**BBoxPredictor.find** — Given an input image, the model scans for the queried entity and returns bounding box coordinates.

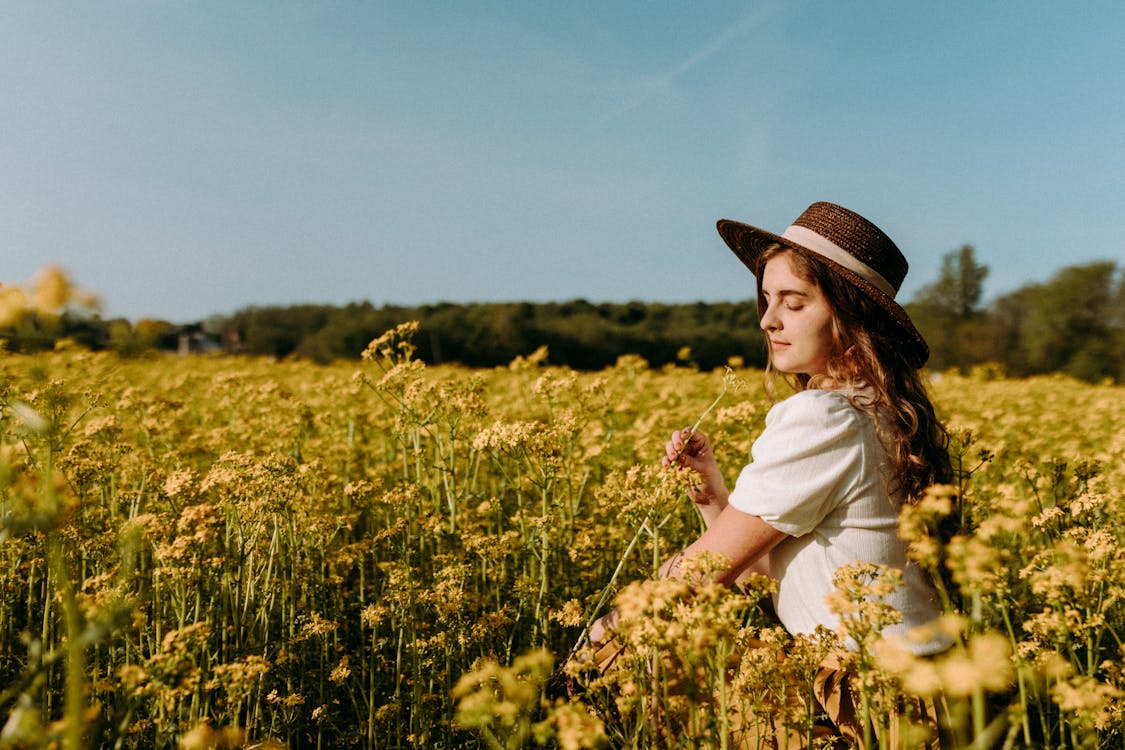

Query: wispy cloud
[589,8,772,129]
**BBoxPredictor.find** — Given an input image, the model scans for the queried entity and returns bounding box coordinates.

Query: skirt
[579,636,945,749]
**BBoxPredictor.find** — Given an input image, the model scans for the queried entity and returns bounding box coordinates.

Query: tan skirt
[748,649,944,750]
[582,638,945,749]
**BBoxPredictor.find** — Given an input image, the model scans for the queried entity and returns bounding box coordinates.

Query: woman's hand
[588,609,619,647]
[663,428,730,512]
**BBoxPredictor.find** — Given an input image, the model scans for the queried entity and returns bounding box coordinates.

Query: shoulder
[752,390,867,461]
[733,389,872,528]
[765,389,862,432]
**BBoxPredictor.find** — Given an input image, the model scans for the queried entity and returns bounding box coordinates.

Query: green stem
[567,372,734,657]
[998,604,1032,746]
[47,535,86,750]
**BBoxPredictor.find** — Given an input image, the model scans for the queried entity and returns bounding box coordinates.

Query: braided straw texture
[716,202,930,367]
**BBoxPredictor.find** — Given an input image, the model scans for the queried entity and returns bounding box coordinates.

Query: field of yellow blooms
[2,322,1125,749]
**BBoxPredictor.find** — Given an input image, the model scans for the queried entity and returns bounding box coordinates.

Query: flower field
[2,323,1124,749]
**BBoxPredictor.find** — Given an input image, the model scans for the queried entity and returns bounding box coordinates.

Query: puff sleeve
[726,390,865,537]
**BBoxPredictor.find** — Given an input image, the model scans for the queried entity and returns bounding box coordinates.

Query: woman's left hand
[588,609,619,647]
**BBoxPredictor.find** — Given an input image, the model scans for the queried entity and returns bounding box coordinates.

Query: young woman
[590,201,952,744]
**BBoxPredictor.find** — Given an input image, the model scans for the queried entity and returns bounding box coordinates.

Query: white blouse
[727,389,947,655]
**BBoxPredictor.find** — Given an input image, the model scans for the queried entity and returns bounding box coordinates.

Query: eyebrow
[762,289,811,299]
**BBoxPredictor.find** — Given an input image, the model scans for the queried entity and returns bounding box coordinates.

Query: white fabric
[727,389,947,655]
[781,225,898,299]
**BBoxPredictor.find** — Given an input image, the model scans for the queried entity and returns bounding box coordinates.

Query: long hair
[756,245,951,501]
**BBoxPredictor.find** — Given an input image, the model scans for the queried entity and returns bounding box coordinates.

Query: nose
[759,302,779,332]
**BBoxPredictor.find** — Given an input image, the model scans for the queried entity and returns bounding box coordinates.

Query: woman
[590,201,952,744]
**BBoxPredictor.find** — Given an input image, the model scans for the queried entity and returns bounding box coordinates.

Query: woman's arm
[589,431,784,646]
[589,507,784,645]
[663,427,783,581]
[660,505,786,585]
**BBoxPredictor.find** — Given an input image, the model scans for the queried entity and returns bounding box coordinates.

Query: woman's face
[759,253,835,377]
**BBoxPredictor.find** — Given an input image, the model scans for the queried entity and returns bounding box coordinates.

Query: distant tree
[107,319,147,357]
[197,271,1125,379]
[1115,273,1125,380]
[975,286,1037,373]
[231,305,334,358]
[1,310,61,352]
[907,245,989,371]
[293,328,339,363]
[915,244,989,318]
[202,314,227,336]
[1016,261,1118,379]
[59,311,111,350]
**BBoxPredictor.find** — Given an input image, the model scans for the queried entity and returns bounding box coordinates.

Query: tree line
[3,252,1124,382]
[906,248,1124,382]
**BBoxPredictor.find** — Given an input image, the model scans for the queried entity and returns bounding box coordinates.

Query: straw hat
[716,201,929,368]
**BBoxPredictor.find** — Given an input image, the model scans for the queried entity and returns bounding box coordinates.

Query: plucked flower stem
[566,370,736,659]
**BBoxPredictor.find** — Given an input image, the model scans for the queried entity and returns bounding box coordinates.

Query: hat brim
[716,218,930,368]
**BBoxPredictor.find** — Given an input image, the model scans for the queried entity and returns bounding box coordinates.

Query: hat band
[781,225,897,299]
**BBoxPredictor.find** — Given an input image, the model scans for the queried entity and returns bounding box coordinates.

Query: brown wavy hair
[756,245,951,501]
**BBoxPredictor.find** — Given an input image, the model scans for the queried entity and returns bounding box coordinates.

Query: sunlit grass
[0,335,1123,748]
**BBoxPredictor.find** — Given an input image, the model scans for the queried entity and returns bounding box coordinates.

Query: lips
[770,340,790,350]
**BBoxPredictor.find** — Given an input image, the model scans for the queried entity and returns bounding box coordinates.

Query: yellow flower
[550,599,585,628]
[540,699,608,750]
[329,656,352,685]
[0,285,29,326]
[452,649,553,733]
[1051,675,1124,730]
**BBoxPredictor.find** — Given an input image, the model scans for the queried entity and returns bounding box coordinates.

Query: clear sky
[3,1,1124,323]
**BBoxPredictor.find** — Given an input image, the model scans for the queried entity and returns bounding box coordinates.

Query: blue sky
[2,1,1123,323]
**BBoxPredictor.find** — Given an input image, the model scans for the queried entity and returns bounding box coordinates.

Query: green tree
[976,286,1037,373]
[1016,261,1118,380]
[1115,273,1125,380]
[907,245,989,371]
[915,244,989,318]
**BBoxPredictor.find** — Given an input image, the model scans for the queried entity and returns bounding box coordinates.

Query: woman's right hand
[663,428,729,509]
